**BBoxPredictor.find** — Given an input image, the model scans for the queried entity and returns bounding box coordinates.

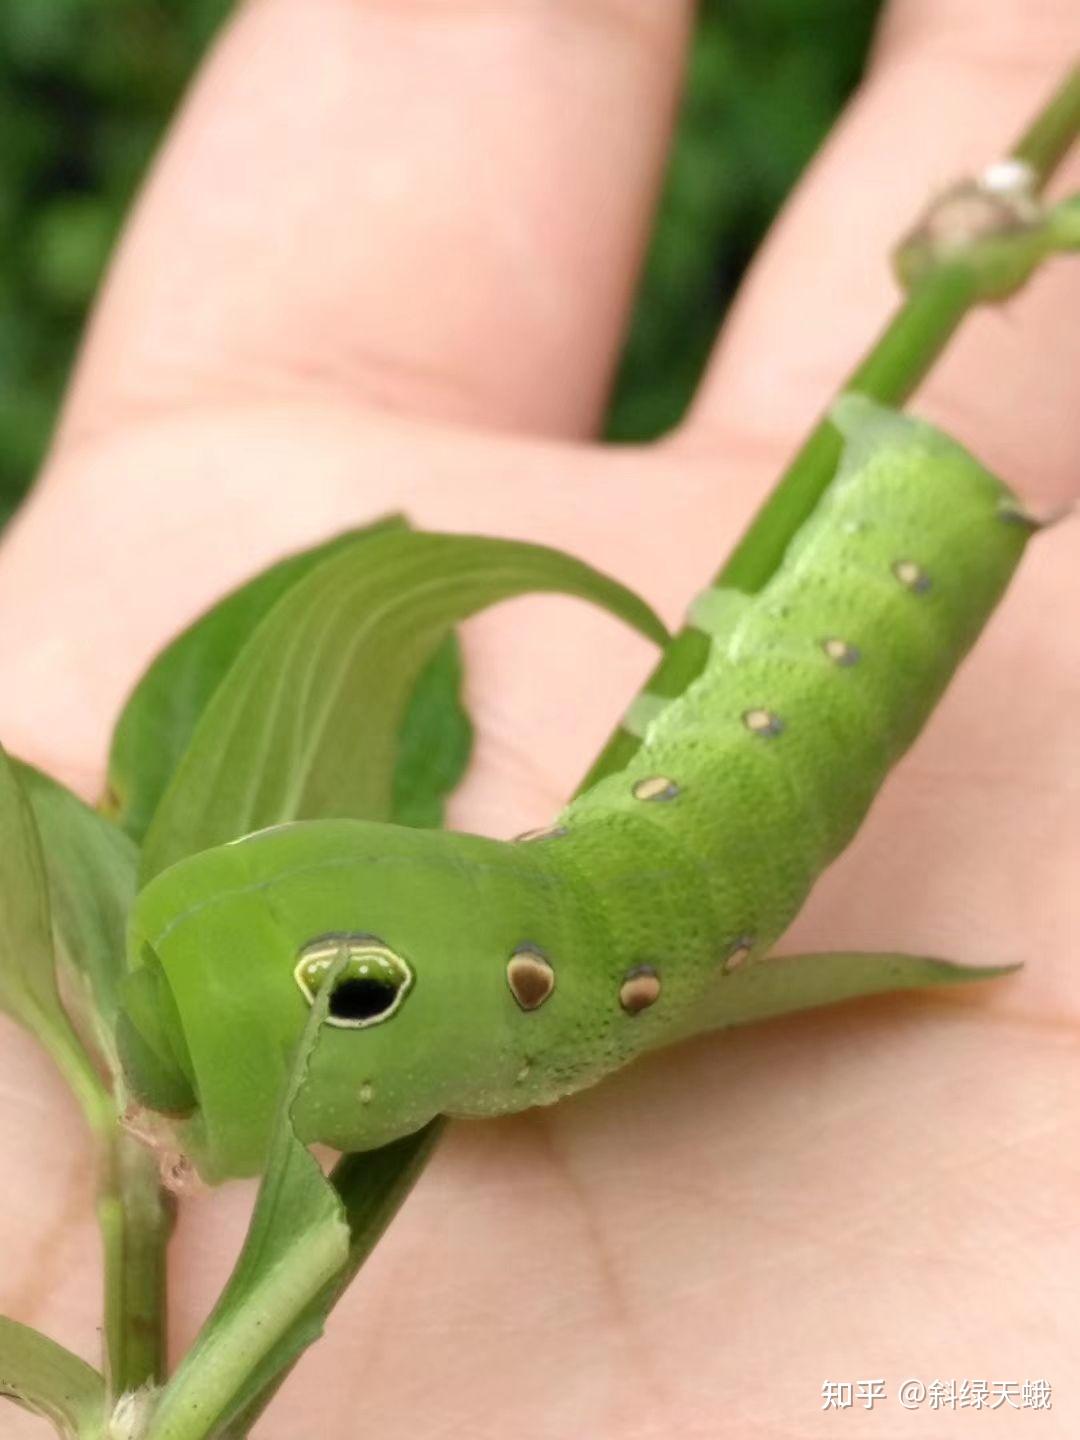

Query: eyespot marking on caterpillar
[359,1082,374,1105]
[822,637,861,667]
[619,965,662,1014]
[743,709,784,737]
[507,947,555,1011]
[294,934,414,1029]
[632,776,681,802]
[513,824,569,843]
[892,559,932,593]
[722,937,755,973]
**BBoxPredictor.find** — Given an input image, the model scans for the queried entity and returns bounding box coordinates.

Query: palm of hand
[0,4,1077,1435]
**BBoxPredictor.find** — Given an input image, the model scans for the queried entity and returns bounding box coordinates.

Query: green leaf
[0,1315,106,1439]
[392,636,471,829]
[217,1124,443,1438]
[141,529,667,881]
[0,743,107,1120]
[714,950,1020,1030]
[139,954,355,1440]
[14,761,137,1071]
[105,518,471,840]
[105,519,405,841]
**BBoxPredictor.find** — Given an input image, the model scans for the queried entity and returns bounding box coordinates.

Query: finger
[682,1,1080,505]
[58,0,693,450]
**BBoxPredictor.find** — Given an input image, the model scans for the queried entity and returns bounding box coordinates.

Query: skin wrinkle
[521,1110,673,1425]
[907,994,1080,1043]
[835,1125,1057,1250]
[58,293,529,457]
[93,347,510,445]
[705,1125,1039,1293]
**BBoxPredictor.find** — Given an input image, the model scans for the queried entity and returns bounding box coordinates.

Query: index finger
[57,0,694,450]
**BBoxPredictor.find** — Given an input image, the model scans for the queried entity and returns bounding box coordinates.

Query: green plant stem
[218,1124,444,1440]
[98,1125,174,1400]
[717,264,978,593]
[141,1219,346,1440]
[1049,193,1080,248]
[37,1025,172,1402]
[1012,62,1080,183]
[139,1129,440,1440]
[578,67,1080,792]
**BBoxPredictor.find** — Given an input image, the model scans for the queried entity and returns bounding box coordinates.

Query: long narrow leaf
[141,529,666,880]
[106,518,470,842]
[0,1316,106,1440]
[15,761,137,1071]
[0,744,107,1118]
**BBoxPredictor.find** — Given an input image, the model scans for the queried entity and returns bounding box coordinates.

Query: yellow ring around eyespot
[293,934,414,1030]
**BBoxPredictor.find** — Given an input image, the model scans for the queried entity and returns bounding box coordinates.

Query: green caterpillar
[118,397,1039,1181]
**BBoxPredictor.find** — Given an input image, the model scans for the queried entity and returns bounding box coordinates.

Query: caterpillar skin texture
[120,398,1033,1181]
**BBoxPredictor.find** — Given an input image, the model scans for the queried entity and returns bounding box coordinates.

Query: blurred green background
[0,0,881,523]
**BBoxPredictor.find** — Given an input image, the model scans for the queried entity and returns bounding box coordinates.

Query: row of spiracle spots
[506,558,937,1021]
[505,932,756,1021]
[513,549,936,844]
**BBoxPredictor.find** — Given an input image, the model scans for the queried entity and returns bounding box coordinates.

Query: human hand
[0,3,1077,1434]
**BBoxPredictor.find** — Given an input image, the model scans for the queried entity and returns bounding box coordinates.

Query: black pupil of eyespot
[329,976,398,1022]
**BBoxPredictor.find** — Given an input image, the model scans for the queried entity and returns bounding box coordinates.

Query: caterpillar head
[117,818,579,1181]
